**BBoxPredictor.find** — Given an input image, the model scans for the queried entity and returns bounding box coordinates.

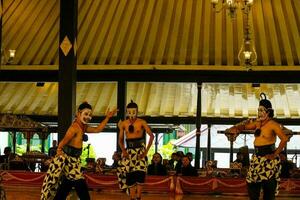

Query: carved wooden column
[58,0,78,142]
[195,82,202,169]
[225,132,238,163]
[38,131,50,153]
[23,132,34,152]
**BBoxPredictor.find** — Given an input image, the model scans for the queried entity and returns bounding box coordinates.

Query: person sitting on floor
[177,155,197,176]
[0,147,14,170]
[167,152,178,171]
[279,151,294,178]
[148,152,167,176]
[110,151,122,169]
[48,140,58,158]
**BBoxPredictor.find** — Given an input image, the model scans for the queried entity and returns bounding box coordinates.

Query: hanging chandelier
[1,49,16,65]
[211,0,254,18]
[237,6,257,70]
[211,0,257,70]
[0,0,16,67]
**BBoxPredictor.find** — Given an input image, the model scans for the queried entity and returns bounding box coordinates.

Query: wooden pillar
[39,132,49,153]
[0,0,3,68]
[12,131,16,154]
[58,0,78,141]
[117,80,126,152]
[225,132,238,163]
[230,141,234,162]
[154,133,159,153]
[195,82,202,169]
[41,137,45,153]
[24,132,33,152]
[207,124,211,161]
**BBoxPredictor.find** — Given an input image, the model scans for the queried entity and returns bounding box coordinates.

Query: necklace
[254,118,270,137]
[128,119,136,133]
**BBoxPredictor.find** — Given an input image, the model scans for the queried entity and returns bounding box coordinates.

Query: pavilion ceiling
[0,0,299,69]
[0,82,299,120]
[0,0,300,122]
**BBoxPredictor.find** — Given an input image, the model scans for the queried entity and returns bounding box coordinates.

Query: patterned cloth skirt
[40,155,84,200]
[246,154,281,194]
[116,145,147,193]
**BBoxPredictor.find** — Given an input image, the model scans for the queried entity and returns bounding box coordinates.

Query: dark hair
[4,146,11,154]
[259,93,274,118]
[152,152,163,163]
[78,101,92,111]
[182,155,190,161]
[126,100,138,109]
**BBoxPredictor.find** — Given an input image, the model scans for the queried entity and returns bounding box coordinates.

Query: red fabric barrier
[1,170,300,196]
[143,175,175,193]
[0,171,45,187]
[176,177,215,194]
[85,174,174,193]
[176,176,300,196]
[279,178,300,195]
[0,171,174,193]
[84,173,119,191]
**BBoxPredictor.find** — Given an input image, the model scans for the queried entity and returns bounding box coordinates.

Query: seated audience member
[43,140,58,171]
[148,153,167,176]
[186,152,194,166]
[175,151,184,172]
[162,158,173,173]
[230,153,243,177]
[0,147,10,162]
[168,152,178,170]
[0,147,14,163]
[177,155,197,176]
[0,147,15,170]
[279,151,294,178]
[234,152,243,166]
[111,151,121,169]
[233,151,250,177]
[48,140,58,158]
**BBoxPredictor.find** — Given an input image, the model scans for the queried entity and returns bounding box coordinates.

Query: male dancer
[118,100,154,200]
[41,102,117,200]
[226,93,288,200]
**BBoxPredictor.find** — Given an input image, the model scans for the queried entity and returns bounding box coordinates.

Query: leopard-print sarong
[40,154,84,200]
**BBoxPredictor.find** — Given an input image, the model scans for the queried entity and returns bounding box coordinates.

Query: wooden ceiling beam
[1,69,300,83]
[28,115,300,126]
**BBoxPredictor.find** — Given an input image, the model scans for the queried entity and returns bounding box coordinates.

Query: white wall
[86,132,117,165]
[0,132,9,155]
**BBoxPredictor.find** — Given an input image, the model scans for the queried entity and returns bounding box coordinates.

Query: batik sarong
[246,154,281,194]
[116,144,147,193]
[40,154,83,200]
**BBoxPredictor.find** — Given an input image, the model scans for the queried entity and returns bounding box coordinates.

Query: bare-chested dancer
[226,93,288,200]
[41,102,117,200]
[118,100,154,200]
